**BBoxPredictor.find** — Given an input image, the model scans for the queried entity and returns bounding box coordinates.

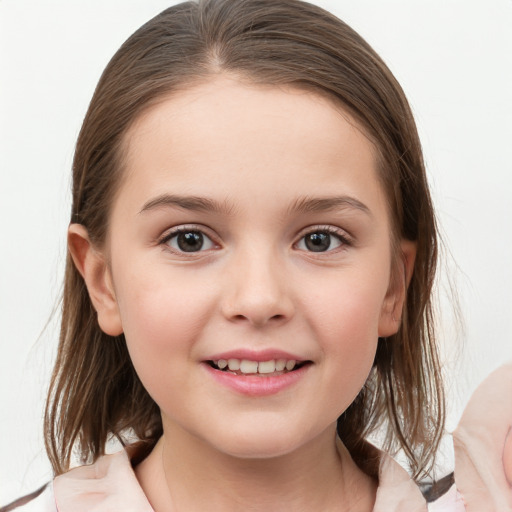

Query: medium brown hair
[45,0,444,480]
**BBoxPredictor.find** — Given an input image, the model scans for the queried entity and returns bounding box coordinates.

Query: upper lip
[205,349,307,362]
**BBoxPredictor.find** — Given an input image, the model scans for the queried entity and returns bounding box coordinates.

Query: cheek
[114,276,219,417]
[113,268,216,373]
[300,267,389,406]
[304,265,389,338]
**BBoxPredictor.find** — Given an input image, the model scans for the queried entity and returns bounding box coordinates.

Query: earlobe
[378,239,417,337]
[68,224,123,336]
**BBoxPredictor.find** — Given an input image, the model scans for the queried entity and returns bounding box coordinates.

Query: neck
[135,423,376,512]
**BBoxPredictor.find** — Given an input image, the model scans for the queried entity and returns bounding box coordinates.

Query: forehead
[117,76,386,220]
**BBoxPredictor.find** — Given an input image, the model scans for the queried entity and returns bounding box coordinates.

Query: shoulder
[2,449,153,512]
[0,484,56,512]
[374,451,466,511]
[373,449,428,511]
[427,482,465,512]
[395,361,512,512]
[52,448,154,512]
[373,362,512,511]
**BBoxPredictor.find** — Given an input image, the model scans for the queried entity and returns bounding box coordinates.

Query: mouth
[206,358,311,376]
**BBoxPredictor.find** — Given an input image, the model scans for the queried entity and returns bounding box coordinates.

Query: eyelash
[294,225,353,253]
[158,226,218,254]
[158,225,352,255]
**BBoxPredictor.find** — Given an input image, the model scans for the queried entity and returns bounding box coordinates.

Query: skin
[69,76,416,512]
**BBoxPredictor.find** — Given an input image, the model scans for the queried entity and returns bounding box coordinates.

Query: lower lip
[203,363,310,396]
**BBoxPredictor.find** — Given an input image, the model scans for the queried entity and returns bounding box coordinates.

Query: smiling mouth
[207,358,310,376]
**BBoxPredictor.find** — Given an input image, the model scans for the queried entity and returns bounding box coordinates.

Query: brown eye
[166,230,214,253]
[305,232,331,252]
[177,231,204,252]
[296,230,344,253]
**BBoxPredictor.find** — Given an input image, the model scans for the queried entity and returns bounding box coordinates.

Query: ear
[68,224,123,336]
[378,239,417,338]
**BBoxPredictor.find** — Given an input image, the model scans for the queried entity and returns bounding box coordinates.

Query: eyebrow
[288,195,372,217]
[139,193,371,218]
[139,194,235,215]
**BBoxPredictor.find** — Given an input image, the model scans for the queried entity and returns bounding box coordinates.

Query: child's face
[84,76,408,458]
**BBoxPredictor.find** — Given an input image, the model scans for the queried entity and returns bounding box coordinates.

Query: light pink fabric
[428,485,465,512]
[51,445,428,512]
[373,451,427,511]
[453,363,512,512]
[53,448,154,512]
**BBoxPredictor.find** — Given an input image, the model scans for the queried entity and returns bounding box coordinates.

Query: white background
[1,0,511,503]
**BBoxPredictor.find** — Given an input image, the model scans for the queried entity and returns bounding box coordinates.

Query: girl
[1,1,510,511]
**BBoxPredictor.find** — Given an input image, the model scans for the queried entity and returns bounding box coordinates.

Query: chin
[205,422,319,461]
[217,439,300,460]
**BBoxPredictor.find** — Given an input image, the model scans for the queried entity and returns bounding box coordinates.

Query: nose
[220,248,295,327]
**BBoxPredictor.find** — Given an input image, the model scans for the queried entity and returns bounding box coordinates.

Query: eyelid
[158,224,220,253]
[294,225,353,251]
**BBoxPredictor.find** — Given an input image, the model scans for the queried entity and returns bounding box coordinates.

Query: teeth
[213,358,301,374]
[275,359,286,371]
[258,360,276,374]
[285,360,296,371]
[228,359,240,371]
[239,360,259,374]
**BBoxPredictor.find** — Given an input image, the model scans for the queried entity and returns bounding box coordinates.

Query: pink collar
[53,444,430,512]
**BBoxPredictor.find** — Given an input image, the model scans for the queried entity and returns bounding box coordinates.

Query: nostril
[229,313,288,325]
[221,290,295,326]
